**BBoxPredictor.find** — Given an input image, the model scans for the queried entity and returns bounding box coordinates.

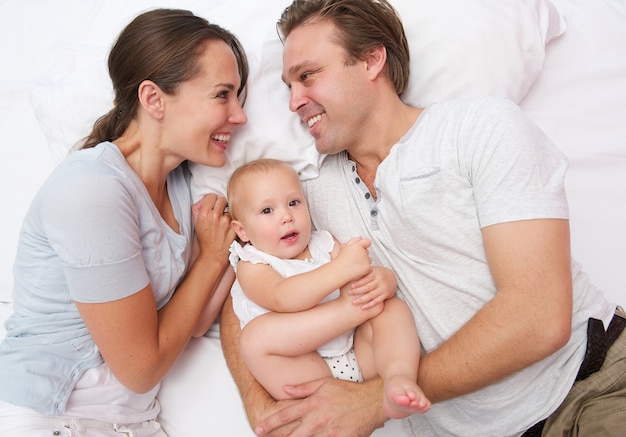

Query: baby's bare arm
[238,238,373,312]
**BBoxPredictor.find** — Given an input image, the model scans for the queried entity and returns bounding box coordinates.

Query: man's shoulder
[425,96,519,117]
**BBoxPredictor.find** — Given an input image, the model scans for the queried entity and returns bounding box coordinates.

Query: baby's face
[233,167,312,260]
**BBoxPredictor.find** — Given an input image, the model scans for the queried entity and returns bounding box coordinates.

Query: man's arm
[223,219,572,434]
[417,218,573,402]
[220,295,285,428]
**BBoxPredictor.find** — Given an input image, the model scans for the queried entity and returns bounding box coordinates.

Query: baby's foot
[383,375,431,419]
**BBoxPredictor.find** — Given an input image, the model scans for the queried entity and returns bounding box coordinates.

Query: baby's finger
[341,236,363,247]
[360,296,386,310]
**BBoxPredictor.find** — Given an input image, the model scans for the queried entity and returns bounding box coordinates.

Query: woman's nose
[230,100,247,125]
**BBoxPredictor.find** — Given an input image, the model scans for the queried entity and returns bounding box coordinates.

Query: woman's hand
[192,193,236,260]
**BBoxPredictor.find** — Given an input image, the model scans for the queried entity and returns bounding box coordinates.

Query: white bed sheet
[520,0,626,299]
[0,0,625,436]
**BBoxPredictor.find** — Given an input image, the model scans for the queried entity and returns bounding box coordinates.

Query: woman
[0,8,247,436]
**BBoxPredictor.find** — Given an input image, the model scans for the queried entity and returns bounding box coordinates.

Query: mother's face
[162,40,248,168]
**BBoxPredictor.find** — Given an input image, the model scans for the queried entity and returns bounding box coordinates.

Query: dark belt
[521,309,626,437]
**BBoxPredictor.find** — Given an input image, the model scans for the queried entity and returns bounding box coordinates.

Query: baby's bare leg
[354,297,431,418]
[243,346,332,400]
[240,295,382,400]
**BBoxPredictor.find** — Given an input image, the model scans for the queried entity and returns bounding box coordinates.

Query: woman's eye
[216,88,232,99]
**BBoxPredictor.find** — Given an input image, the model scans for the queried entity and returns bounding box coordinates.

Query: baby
[227,158,430,419]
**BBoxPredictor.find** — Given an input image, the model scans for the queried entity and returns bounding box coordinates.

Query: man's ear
[231,220,250,242]
[364,44,387,80]
[138,80,165,120]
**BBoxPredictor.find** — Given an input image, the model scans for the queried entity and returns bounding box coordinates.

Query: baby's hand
[334,237,372,281]
[350,266,397,309]
[338,281,384,325]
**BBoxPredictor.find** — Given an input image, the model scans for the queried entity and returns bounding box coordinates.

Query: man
[220,1,625,435]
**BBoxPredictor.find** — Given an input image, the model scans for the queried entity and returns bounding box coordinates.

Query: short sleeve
[40,159,149,303]
[460,98,570,227]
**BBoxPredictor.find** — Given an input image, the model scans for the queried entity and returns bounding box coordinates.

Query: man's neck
[347,103,423,198]
[349,103,422,169]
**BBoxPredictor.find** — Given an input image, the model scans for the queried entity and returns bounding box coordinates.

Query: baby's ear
[231,220,249,242]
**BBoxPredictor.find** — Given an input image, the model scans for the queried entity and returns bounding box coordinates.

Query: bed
[0,0,624,435]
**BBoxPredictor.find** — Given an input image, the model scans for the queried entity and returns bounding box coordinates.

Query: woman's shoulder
[60,142,130,180]
[42,143,141,212]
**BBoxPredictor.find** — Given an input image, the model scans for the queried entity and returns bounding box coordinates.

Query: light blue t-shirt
[0,142,193,415]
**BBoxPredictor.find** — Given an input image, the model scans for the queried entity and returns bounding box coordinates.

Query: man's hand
[254,377,387,437]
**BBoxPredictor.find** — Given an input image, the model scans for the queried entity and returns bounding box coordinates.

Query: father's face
[281,20,371,156]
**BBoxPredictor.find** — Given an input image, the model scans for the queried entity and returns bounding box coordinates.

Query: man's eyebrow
[282,61,312,84]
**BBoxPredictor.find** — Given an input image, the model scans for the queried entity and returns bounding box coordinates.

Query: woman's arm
[191,264,236,337]
[76,194,235,393]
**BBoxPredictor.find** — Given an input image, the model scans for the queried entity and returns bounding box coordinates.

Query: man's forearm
[220,294,275,425]
[417,291,570,403]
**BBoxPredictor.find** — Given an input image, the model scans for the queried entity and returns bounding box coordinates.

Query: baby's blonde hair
[227,158,298,220]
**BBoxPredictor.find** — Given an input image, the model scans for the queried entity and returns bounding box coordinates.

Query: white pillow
[399,0,566,106]
[28,0,565,201]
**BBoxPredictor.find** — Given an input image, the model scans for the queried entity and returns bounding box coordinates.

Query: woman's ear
[231,220,249,242]
[138,80,165,120]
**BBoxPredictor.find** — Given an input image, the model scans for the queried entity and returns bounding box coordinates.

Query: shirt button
[365,192,371,200]
[370,209,378,217]
[352,165,356,172]
[355,177,361,184]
